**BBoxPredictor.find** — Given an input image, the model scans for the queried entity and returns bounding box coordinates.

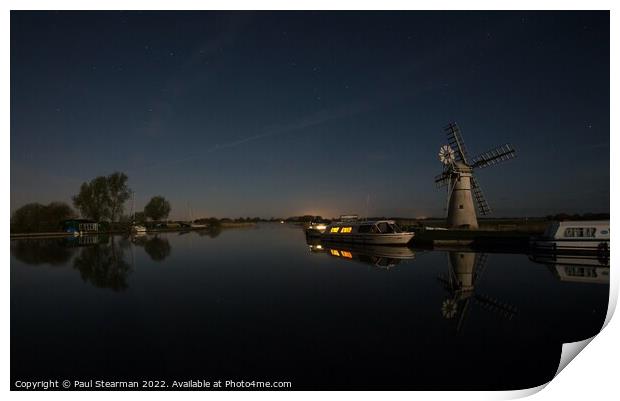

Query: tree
[72,176,111,221]
[11,203,45,233]
[132,211,147,224]
[144,196,171,221]
[107,172,131,222]
[45,202,76,226]
[72,173,132,222]
[11,202,76,233]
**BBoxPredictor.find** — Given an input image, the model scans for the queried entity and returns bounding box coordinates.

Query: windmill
[435,122,516,229]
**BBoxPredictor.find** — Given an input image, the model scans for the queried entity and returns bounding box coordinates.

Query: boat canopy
[326,220,404,234]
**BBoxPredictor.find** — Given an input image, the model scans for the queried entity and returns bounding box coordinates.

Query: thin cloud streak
[128,99,374,173]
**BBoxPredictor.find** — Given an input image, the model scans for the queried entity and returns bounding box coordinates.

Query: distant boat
[129,191,147,234]
[131,224,147,234]
[186,203,207,229]
[305,222,328,238]
[61,219,99,236]
[532,220,609,254]
[321,219,414,245]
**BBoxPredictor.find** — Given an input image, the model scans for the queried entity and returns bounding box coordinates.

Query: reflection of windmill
[438,252,517,332]
[435,123,516,229]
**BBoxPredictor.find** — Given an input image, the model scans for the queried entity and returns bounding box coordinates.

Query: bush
[11,202,76,233]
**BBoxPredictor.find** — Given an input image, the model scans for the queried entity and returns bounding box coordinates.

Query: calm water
[11,224,609,390]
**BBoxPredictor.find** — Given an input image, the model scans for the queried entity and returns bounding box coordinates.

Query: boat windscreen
[377,222,393,233]
[390,223,402,233]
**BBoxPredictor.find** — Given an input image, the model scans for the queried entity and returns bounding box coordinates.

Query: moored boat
[321,219,414,245]
[131,224,147,234]
[531,220,609,254]
[305,222,328,238]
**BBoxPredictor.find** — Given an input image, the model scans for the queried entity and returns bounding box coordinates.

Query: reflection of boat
[65,234,101,246]
[321,219,414,245]
[529,254,610,284]
[307,238,415,270]
[532,220,609,254]
[308,243,325,253]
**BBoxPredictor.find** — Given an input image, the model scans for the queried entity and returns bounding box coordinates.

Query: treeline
[544,213,610,221]
[194,216,327,224]
[284,215,326,223]
[11,172,173,233]
[10,202,77,233]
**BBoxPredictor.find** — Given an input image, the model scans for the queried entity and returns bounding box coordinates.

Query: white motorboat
[321,219,414,245]
[131,224,147,234]
[305,222,328,238]
[532,220,609,254]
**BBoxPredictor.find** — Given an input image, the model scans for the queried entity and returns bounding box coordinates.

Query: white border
[4,1,617,400]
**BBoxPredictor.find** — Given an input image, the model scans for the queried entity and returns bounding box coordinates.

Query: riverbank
[9,222,257,240]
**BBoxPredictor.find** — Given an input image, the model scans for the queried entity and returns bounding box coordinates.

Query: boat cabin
[61,219,99,234]
[326,220,404,234]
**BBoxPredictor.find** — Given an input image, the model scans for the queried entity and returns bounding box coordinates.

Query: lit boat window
[341,227,352,233]
[341,251,352,258]
[330,249,340,256]
[330,227,340,233]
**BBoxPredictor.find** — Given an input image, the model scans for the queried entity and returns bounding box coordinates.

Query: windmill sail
[473,293,518,320]
[470,144,516,169]
[444,122,470,164]
[473,253,488,283]
[470,175,491,215]
[434,171,451,188]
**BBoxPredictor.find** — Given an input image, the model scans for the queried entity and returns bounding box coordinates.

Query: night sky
[10,11,609,219]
